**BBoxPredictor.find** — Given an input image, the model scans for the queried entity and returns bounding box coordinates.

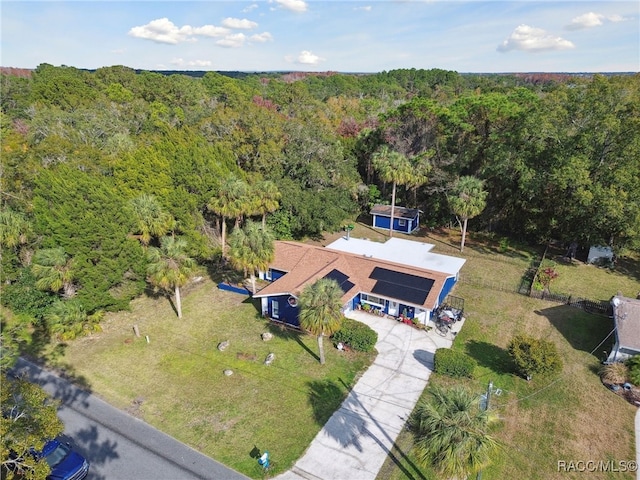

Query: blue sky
[1,1,638,73]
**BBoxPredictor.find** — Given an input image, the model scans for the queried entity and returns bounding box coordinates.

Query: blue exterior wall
[351,294,362,310]
[438,276,457,305]
[267,294,300,328]
[398,304,415,319]
[270,269,286,281]
[373,215,391,230]
[218,283,250,295]
[372,214,419,234]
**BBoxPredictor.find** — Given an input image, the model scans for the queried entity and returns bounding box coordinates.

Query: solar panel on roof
[369,267,434,305]
[324,269,348,285]
[370,267,434,289]
[323,269,355,294]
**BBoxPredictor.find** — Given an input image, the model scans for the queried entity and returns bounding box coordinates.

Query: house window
[361,293,384,307]
[271,300,279,318]
[265,269,272,281]
[398,219,407,227]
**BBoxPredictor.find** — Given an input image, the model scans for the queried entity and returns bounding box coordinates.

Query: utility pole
[477,381,493,480]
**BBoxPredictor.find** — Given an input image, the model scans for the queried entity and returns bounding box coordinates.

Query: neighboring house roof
[254,239,460,311]
[370,204,420,219]
[612,295,640,352]
[326,237,466,276]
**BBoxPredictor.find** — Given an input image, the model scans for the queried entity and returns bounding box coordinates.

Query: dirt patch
[236,352,257,361]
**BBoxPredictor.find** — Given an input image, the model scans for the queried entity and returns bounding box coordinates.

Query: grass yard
[27,224,639,480]
[545,244,640,301]
[41,277,375,479]
[377,228,638,480]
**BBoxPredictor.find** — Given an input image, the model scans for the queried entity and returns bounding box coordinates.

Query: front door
[388,301,398,316]
[271,300,279,319]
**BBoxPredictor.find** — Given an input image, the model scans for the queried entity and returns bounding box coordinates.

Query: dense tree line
[1,65,639,339]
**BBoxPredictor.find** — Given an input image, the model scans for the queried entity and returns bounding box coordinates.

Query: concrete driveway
[275,311,462,480]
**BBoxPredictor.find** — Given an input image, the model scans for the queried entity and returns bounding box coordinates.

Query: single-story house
[608,294,640,362]
[254,237,465,329]
[370,204,421,234]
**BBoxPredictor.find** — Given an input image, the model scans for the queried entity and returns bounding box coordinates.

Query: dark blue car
[36,439,89,480]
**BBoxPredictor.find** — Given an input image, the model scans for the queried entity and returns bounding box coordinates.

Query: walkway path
[275,312,462,480]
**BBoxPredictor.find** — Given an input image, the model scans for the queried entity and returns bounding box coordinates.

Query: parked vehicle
[35,438,89,480]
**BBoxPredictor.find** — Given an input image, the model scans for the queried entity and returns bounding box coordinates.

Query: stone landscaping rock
[224,369,233,376]
[218,340,230,351]
[264,353,275,365]
[261,332,273,341]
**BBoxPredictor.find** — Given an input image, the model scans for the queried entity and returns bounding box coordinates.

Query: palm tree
[0,209,31,249]
[31,247,76,298]
[409,385,500,479]
[45,299,103,341]
[372,146,415,237]
[298,278,344,365]
[228,220,275,294]
[447,176,488,252]
[407,155,432,206]
[129,194,176,247]
[0,208,32,265]
[207,177,251,258]
[252,180,281,228]
[146,236,196,319]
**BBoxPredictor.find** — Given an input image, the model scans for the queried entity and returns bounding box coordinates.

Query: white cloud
[111,48,126,55]
[354,6,372,12]
[250,32,273,43]
[565,12,631,30]
[128,18,228,44]
[566,12,604,30]
[272,0,308,13]
[497,25,575,53]
[216,33,247,48]
[294,50,324,65]
[189,25,230,38]
[243,4,259,13]
[170,58,213,67]
[222,18,258,30]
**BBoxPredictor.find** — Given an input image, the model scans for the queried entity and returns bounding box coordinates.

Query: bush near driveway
[332,317,378,352]
[434,348,476,378]
[507,335,562,380]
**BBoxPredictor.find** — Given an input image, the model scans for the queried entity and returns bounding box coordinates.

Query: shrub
[332,318,378,352]
[508,335,562,379]
[625,356,640,385]
[434,348,476,378]
[600,362,629,385]
[533,259,559,292]
[1,268,56,318]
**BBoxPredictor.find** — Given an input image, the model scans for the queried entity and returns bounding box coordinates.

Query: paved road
[12,358,249,480]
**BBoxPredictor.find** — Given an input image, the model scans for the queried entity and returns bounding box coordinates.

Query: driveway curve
[275,311,461,480]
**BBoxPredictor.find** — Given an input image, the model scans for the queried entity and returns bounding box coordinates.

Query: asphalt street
[12,357,249,480]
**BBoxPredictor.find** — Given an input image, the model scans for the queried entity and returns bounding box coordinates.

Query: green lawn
[43,278,374,478]
[32,226,639,480]
[377,229,638,480]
